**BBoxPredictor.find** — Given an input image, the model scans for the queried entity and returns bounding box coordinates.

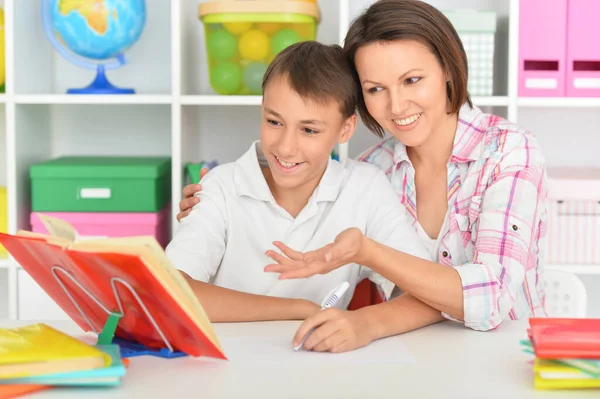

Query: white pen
[294,281,350,352]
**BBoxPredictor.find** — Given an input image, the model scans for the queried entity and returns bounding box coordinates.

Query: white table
[1,319,597,398]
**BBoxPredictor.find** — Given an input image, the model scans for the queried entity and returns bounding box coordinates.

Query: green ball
[207,29,237,60]
[271,28,302,55]
[210,61,242,95]
[243,62,267,94]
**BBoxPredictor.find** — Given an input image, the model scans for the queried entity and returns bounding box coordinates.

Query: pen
[294,281,350,352]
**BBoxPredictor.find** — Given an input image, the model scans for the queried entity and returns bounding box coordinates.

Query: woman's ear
[338,114,358,144]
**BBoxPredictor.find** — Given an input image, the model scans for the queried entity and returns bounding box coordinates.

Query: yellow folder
[0,323,111,379]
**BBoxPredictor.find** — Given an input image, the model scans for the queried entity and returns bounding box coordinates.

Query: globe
[42,0,146,94]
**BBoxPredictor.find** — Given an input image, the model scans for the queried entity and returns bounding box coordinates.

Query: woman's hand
[177,170,208,222]
[264,227,366,279]
[293,308,375,353]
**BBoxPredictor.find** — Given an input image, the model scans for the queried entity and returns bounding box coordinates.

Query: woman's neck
[261,167,322,218]
[407,112,459,170]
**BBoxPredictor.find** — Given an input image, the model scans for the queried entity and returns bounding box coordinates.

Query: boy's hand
[177,169,209,222]
[264,228,366,279]
[292,308,375,353]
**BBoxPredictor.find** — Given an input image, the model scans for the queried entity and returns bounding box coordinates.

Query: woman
[178,0,548,351]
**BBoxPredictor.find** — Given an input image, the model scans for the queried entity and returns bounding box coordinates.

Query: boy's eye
[267,119,282,127]
[367,86,383,94]
[303,127,318,135]
[405,77,421,85]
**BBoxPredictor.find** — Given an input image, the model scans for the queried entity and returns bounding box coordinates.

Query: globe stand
[67,65,134,95]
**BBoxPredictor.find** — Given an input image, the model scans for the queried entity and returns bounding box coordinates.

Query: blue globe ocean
[50,0,146,60]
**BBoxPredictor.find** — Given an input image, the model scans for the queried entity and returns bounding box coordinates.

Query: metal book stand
[50,264,187,358]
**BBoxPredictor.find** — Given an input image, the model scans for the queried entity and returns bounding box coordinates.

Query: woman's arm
[267,150,547,331]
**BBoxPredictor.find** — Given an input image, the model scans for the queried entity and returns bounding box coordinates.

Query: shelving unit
[0,0,599,320]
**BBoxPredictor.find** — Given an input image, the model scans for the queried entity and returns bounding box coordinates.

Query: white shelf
[472,96,510,107]
[0,259,9,269]
[181,95,262,106]
[14,95,173,105]
[518,97,600,108]
[546,264,600,275]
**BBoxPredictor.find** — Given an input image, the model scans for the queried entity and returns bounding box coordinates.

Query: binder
[566,0,600,97]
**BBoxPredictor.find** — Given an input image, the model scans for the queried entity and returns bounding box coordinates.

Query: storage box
[0,186,7,258]
[30,205,171,248]
[30,156,171,213]
[566,0,600,97]
[444,9,496,96]
[545,167,600,265]
[518,0,568,97]
[198,0,320,95]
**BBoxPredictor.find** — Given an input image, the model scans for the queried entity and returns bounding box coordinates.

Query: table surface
[1,319,597,399]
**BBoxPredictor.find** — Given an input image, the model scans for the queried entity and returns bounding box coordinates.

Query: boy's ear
[338,113,357,144]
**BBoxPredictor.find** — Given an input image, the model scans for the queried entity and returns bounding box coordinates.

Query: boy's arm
[180,273,319,322]
[167,174,319,322]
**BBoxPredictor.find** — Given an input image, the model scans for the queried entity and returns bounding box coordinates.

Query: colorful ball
[239,29,270,61]
[210,61,242,95]
[243,62,268,94]
[223,21,252,35]
[271,28,302,55]
[207,29,237,60]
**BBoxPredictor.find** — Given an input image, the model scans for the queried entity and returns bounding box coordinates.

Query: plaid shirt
[357,104,548,331]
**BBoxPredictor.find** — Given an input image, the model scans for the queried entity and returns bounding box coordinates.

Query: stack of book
[521,318,600,389]
[0,323,128,392]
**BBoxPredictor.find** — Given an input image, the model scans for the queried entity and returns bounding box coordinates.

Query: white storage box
[545,167,600,265]
[444,9,497,96]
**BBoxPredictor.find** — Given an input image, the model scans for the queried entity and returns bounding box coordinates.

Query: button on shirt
[357,104,548,331]
[166,142,431,310]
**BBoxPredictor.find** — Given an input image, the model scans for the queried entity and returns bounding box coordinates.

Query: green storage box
[30,156,171,212]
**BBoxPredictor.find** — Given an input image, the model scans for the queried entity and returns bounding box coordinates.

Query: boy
[166,41,430,323]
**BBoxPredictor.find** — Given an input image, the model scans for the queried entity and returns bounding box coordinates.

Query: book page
[35,214,77,243]
[69,236,221,351]
[15,230,71,248]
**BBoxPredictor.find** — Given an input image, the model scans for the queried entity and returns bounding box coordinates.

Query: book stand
[50,265,187,359]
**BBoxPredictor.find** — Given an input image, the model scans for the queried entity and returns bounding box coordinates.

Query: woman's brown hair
[344,0,473,137]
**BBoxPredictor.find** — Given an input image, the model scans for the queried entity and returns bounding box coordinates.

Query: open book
[0,214,226,360]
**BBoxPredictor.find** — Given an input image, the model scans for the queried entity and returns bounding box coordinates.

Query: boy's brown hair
[262,41,357,119]
[343,0,473,137]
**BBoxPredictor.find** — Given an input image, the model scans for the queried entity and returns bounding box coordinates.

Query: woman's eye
[303,128,318,135]
[367,86,383,94]
[267,119,282,127]
[405,77,421,85]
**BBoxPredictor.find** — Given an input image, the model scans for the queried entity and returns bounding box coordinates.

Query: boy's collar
[234,141,345,204]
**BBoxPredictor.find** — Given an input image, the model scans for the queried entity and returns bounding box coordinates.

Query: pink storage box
[30,205,171,248]
[545,168,600,265]
[518,0,568,97]
[566,0,600,97]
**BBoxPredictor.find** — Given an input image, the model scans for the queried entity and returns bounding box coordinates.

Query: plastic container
[0,187,7,258]
[198,0,320,95]
[29,156,171,213]
[444,9,496,96]
[30,205,171,248]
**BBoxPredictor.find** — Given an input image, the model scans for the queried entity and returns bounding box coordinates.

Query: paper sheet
[217,335,415,367]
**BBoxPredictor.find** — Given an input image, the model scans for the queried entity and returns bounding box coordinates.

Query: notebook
[528,317,600,359]
[0,324,111,379]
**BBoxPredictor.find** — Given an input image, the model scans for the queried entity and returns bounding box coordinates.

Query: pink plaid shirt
[357,104,548,331]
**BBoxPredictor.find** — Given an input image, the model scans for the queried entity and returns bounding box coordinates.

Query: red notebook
[0,215,226,360]
[528,317,600,359]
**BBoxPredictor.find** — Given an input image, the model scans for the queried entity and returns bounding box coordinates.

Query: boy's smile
[259,74,355,216]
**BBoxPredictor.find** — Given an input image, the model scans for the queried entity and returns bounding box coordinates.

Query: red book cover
[0,232,226,360]
[528,317,600,359]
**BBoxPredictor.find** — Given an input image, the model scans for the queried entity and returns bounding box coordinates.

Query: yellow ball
[223,22,252,35]
[256,23,282,35]
[239,29,270,62]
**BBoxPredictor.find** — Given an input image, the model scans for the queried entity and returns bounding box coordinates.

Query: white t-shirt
[166,141,431,310]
